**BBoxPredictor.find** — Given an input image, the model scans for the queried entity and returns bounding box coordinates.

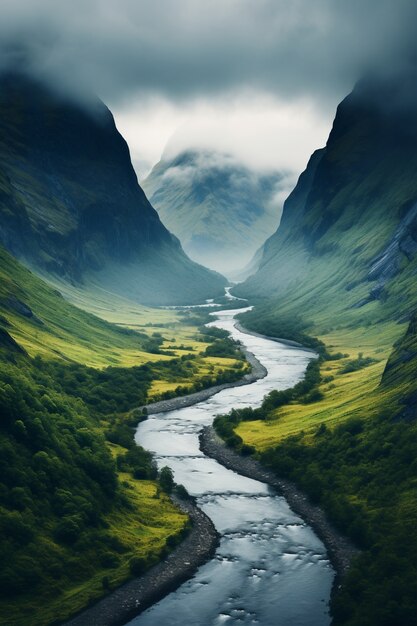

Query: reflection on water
[129,308,333,626]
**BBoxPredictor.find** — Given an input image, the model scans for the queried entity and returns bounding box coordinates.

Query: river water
[129,306,334,626]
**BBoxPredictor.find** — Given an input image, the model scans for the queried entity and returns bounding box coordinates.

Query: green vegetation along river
[129,305,334,626]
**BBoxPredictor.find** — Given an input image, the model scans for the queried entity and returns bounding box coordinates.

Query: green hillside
[226,76,417,626]
[0,246,245,626]
[236,83,417,324]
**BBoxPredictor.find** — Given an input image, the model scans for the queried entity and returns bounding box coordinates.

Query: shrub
[159,466,175,493]
[129,556,149,577]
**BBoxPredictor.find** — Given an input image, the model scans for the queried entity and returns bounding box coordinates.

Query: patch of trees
[0,357,123,599]
[33,356,153,415]
[237,309,329,357]
[204,337,244,360]
[116,444,157,480]
[340,352,378,374]
[213,359,323,449]
[199,325,230,340]
[260,414,417,626]
[150,353,247,403]
[158,466,175,493]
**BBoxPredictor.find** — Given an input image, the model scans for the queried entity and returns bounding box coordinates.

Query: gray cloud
[0,0,416,107]
[2,0,416,183]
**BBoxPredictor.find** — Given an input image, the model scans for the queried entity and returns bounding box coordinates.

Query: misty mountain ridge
[143,149,294,277]
[0,73,226,305]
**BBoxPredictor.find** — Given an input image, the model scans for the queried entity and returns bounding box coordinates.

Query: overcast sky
[1,0,416,177]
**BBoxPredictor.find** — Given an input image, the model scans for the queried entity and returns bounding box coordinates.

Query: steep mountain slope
[143,150,287,276]
[228,74,417,626]
[0,74,226,305]
[236,75,417,326]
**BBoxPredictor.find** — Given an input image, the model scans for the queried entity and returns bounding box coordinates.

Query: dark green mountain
[235,75,417,321]
[0,74,226,305]
[229,74,417,626]
[143,150,286,277]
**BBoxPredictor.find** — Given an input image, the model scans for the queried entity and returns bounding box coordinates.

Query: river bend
[129,307,334,626]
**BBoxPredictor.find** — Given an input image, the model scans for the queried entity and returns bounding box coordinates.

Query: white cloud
[114,92,332,179]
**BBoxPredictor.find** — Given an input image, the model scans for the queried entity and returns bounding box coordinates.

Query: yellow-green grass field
[1,250,244,384]
[6,278,199,369]
[236,320,406,450]
[46,278,248,394]
[149,357,248,400]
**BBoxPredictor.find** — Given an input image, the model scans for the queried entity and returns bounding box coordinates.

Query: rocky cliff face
[236,74,417,323]
[143,150,288,277]
[0,74,226,305]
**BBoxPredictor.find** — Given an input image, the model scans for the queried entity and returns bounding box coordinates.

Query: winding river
[129,305,334,626]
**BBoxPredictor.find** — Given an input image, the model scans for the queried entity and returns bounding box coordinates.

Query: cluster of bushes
[142,332,165,354]
[153,366,246,403]
[199,325,230,340]
[116,444,157,480]
[264,359,323,406]
[204,337,244,359]
[150,349,247,403]
[33,356,153,415]
[237,308,329,357]
[177,310,213,327]
[340,352,378,374]
[141,332,177,356]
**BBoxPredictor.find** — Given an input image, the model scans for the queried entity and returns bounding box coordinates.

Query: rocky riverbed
[199,425,360,580]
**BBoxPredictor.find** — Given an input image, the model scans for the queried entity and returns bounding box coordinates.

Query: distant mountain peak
[143,148,294,277]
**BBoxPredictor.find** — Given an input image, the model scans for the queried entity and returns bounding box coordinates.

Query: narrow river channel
[129,305,334,626]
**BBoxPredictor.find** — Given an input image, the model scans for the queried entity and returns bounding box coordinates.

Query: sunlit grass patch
[236,322,406,450]
[149,379,194,397]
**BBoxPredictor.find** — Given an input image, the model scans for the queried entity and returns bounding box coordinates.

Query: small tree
[159,466,175,493]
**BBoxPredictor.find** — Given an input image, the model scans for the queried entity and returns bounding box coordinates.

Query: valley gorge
[0,63,416,626]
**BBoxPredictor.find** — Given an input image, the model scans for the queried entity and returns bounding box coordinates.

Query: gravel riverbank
[199,425,360,581]
[234,321,317,352]
[63,499,219,626]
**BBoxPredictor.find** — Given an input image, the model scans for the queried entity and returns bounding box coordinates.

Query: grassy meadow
[236,320,405,447]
